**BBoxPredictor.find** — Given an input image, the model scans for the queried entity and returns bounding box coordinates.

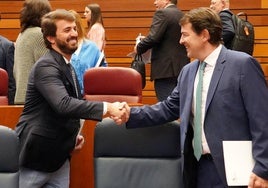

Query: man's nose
[71,29,78,36]
[179,37,184,44]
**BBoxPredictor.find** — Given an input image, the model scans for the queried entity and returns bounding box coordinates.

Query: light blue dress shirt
[71,39,107,94]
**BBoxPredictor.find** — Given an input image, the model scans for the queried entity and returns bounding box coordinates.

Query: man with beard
[15,9,128,188]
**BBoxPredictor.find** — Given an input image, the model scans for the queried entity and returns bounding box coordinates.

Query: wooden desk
[0,105,23,129]
[70,120,97,188]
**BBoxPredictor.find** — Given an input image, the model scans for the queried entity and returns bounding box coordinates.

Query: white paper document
[222,141,255,186]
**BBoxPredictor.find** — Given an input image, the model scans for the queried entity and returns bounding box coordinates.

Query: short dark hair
[180,7,222,46]
[41,9,76,49]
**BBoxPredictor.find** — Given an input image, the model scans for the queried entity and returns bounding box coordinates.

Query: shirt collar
[63,56,69,65]
[203,44,222,67]
[165,3,174,8]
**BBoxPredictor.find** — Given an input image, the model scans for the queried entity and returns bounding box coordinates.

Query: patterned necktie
[68,63,79,97]
[194,62,206,160]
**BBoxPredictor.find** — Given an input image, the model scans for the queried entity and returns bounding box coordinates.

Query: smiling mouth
[70,39,77,42]
[68,38,78,45]
[67,36,77,42]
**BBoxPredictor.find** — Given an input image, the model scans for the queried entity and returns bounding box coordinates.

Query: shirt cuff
[103,102,107,115]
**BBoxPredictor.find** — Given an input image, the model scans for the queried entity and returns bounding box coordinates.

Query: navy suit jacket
[127,46,268,187]
[0,35,16,104]
[16,49,104,172]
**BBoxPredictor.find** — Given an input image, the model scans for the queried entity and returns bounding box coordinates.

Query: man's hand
[74,134,85,151]
[107,102,130,125]
[248,173,268,188]
[134,34,145,53]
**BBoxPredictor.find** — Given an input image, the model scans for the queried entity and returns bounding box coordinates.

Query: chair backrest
[0,125,19,188]
[83,67,142,103]
[0,68,8,105]
[94,118,182,188]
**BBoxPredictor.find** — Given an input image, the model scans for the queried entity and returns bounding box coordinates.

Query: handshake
[106,102,130,125]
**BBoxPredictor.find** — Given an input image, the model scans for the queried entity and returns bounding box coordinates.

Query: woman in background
[14,0,51,104]
[84,3,106,52]
[70,10,107,95]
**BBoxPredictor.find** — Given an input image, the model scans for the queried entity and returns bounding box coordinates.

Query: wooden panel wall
[0,0,267,105]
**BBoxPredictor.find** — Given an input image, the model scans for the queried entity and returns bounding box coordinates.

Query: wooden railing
[0,0,267,105]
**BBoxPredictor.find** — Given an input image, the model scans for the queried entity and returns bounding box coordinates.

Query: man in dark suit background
[15,9,127,188]
[124,7,268,188]
[210,0,235,49]
[0,35,16,104]
[135,0,189,101]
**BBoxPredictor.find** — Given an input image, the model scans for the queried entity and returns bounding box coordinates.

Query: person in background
[69,10,107,95]
[124,7,268,188]
[13,0,51,104]
[135,0,189,101]
[0,34,16,104]
[84,3,106,52]
[210,0,235,49]
[15,9,128,188]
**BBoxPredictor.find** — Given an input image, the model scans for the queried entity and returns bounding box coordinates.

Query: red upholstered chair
[0,68,8,105]
[83,67,142,103]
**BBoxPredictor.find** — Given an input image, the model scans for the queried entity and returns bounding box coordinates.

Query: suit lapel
[50,50,79,97]
[183,60,199,130]
[205,48,227,113]
[187,61,199,106]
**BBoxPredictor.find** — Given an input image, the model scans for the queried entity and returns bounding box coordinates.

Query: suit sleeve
[6,42,16,104]
[34,59,104,121]
[127,81,180,128]
[242,57,268,179]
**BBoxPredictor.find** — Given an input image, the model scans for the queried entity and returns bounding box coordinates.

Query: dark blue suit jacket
[127,46,268,187]
[0,35,16,104]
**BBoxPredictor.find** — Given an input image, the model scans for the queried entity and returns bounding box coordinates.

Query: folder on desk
[222,141,255,186]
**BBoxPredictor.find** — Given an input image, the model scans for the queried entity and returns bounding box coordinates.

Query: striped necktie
[193,62,206,160]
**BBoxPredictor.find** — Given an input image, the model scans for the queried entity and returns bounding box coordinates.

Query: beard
[55,36,78,55]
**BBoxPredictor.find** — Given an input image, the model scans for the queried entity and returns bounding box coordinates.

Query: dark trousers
[154,77,177,101]
[197,155,247,188]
